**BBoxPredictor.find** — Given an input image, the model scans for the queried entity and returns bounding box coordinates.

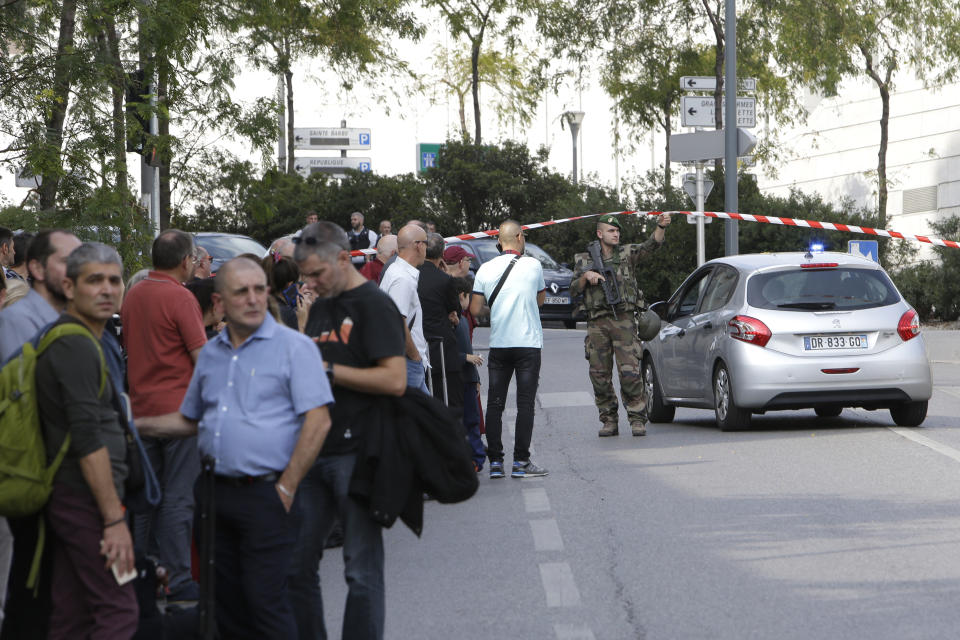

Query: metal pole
[340,119,347,159]
[150,86,159,235]
[696,162,706,266]
[571,123,579,185]
[724,0,739,255]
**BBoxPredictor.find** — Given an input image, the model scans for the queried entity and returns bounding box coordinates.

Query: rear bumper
[725,336,933,409]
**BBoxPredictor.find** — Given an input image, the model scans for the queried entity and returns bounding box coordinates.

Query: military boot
[631,422,647,437]
[598,423,619,437]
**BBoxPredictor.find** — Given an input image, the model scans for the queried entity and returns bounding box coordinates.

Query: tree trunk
[103,16,128,195]
[285,65,295,175]
[458,90,468,141]
[877,83,889,228]
[158,57,171,230]
[38,0,78,210]
[471,36,482,145]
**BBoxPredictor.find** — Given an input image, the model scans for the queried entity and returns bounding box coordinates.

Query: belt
[214,472,279,487]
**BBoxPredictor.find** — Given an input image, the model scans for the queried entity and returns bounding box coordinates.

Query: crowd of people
[0,206,668,639]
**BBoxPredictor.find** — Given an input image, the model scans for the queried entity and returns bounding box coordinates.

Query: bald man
[380,224,430,393]
[470,220,548,479]
[359,234,397,283]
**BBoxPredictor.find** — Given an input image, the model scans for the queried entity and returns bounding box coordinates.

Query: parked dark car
[193,232,268,274]
[445,238,582,328]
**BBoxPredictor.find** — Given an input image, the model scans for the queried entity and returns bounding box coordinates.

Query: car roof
[193,231,255,239]
[706,251,881,273]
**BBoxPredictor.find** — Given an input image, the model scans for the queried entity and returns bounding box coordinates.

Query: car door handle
[703,321,713,330]
[677,328,686,337]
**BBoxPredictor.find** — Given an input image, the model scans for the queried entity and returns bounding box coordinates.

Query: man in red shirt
[359,234,396,283]
[121,229,207,604]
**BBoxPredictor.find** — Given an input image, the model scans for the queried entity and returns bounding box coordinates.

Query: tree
[431,44,542,142]
[758,0,960,227]
[227,0,422,173]
[424,0,540,144]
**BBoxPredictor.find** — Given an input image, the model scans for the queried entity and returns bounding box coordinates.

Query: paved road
[318,327,960,640]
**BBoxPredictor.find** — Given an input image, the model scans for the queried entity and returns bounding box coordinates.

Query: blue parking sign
[848,240,878,262]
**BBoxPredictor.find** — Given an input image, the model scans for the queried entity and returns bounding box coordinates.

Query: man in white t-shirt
[380,224,430,393]
[470,220,548,479]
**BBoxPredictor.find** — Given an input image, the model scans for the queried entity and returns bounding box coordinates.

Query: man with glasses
[380,224,430,393]
[469,220,548,479]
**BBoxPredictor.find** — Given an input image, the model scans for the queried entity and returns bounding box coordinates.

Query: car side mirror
[561,262,570,270]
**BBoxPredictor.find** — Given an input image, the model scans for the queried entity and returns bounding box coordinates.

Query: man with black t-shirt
[289,221,407,640]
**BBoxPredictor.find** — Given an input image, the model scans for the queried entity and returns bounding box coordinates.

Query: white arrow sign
[294,157,372,178]
[681,96,756,128]
[293,128,371,150]
[680,76,757,92]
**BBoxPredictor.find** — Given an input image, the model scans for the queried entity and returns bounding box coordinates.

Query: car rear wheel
[890,400,927,427]
[643,359,675,424]
[713,363,751,431]
[815,407,843,418]
[563,319,577,329]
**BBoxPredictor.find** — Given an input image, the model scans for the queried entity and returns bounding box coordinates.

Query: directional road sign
[293,157,371,179]
[669,128,757,163]
[680,76,757,92]
[417,143,443,172]
[681,96,756,128]
[14,167,41,188]
[293,128,371,151]
[848,240,879,262]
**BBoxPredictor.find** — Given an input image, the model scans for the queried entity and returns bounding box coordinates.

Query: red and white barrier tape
[349,209,960,256]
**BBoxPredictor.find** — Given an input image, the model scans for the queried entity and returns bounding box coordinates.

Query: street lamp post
[563,111,585,184]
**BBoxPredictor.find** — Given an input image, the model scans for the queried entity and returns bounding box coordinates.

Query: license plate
[545,296,569,305]
[803,334,868,350]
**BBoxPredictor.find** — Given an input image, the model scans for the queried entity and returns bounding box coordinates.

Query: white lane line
[554,624,597,640]
[539,562,581,607]
[523,487,551,513]
[530,518,564,552]
[539,391,595,408]
[889,428,960,465]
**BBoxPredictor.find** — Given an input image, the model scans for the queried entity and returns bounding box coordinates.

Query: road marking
[530,518,564,551]
[554,624,597,640]
[539,391,595,408]
[889,428,960,465]
[523,487,551,512]
[539,562,581,607]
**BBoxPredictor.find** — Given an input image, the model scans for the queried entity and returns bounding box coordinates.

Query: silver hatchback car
[642,251,932,430]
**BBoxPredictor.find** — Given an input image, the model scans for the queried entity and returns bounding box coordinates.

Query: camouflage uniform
[570,231,660,435]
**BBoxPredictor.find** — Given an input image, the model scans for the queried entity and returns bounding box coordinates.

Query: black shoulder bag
[486,256,520,309]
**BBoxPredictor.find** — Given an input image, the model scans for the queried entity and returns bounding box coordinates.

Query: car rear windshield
[747,266,900,311]
[196,235,267,260]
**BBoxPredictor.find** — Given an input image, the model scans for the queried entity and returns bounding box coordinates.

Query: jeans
[288,454,385,640]
[405,358,429,394]
[462,382,486,468]
[485,347,541,463]
[134,436,200,594]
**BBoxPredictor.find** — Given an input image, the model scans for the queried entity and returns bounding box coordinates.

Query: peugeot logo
[550,282,560,294]
[833,319,841,328]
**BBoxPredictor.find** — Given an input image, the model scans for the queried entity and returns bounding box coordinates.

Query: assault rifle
[587,241,621,319]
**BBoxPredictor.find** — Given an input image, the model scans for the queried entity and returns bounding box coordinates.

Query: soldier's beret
[598,214,622,230]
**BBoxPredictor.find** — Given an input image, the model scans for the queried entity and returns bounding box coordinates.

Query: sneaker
[473,461,484,473]
[166,581,200,609]
[631,423,647,437]
[489,461,505,479]
[511,460,549,478]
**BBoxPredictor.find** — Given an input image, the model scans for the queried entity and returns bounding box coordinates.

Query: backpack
[0,321,106,588]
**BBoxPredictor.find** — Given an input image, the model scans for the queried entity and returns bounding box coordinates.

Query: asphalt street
[318,326,960,640]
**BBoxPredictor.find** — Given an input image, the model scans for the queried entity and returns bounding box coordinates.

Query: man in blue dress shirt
[137,257,334,639]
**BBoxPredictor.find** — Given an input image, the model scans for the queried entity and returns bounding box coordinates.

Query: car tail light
[822,368,859,374]
[728,315,771,347]
[800,263,839,269]
[897,309,920,341]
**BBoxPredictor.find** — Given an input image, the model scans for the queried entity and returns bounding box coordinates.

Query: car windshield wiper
[776,301,837,310]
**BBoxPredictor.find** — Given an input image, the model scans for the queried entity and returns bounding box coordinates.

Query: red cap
[443,245,473,264]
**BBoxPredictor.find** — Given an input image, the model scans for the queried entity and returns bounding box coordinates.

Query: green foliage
[890,216,960,321]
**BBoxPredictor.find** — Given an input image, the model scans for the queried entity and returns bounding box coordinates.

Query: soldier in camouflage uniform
[570,213,671,436]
